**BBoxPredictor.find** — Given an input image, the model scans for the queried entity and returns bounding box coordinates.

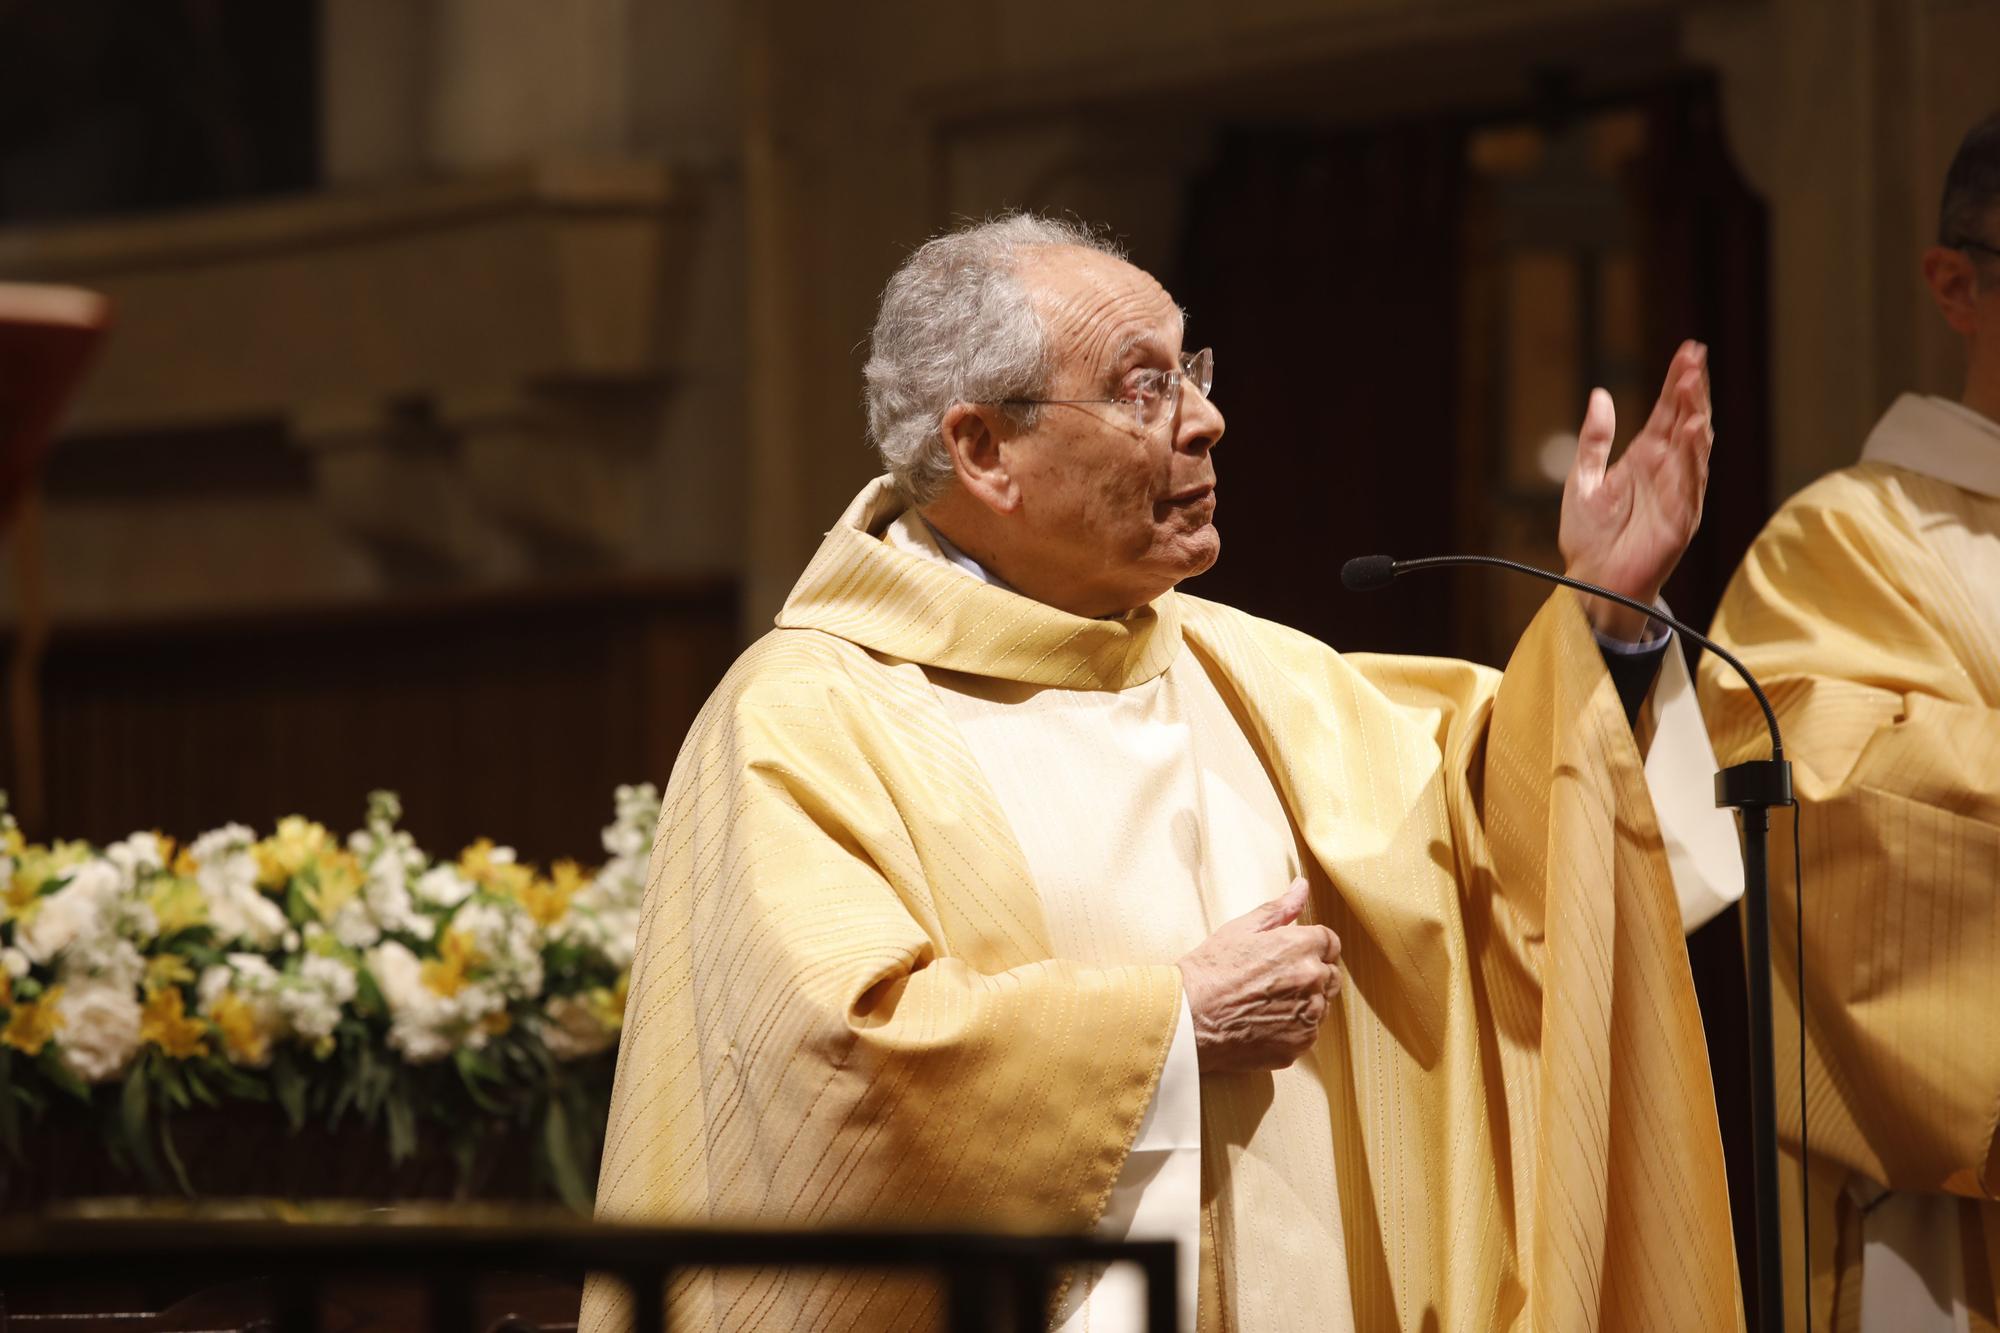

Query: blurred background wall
[0,0,1993,852]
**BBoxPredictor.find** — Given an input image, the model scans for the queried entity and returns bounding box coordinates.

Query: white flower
[357,844,430,940]
[328,902,379,949]
[365,941,456,1063]
[599,783,661,863]
[413,866,473,910]
[301,952,358,1003]
[15,861,122,965]
[189,825,287,949]
[449,901,543,999]
[277,954,357,1042]
[54,982,142,1083]
[365,940,507,1063]
[600,823,644,860]
[541,994,616,1061]
[1,948,27,979]
[103,833,165,892]
[230,952,280,989]
[58,935,146,992]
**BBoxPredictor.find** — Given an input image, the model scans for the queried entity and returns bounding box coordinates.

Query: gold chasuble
[1701,395,2000,1333]
[583,478,1741,1333]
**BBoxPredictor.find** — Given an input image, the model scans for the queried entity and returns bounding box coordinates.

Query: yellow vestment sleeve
[582,632,1183,1333]
[1188,589,1742,1331]
[1702,475,2000,1199]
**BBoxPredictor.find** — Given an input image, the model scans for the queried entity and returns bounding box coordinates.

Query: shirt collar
[1860,394,2000,498]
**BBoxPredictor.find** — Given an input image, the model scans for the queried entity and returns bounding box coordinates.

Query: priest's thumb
[1253,877,1311,932]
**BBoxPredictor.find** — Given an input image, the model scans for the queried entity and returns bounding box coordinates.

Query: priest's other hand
[1177,877,1341,1073]
[1557,339,1713,641]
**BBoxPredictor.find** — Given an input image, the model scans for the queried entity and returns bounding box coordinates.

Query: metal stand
[1716,757,1795,1333]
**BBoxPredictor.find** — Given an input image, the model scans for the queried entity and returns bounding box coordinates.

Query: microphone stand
[1345,553,1793,1333]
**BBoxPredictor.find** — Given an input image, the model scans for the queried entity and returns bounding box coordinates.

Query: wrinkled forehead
[1018,246,1185,377]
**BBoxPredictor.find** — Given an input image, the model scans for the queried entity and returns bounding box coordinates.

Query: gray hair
[863,214,1126,505]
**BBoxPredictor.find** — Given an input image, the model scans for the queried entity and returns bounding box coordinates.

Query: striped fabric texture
[1702,460,2000,1331]
[582,478,1740,1332]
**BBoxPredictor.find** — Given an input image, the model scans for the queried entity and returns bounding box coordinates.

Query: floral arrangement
[0,784,661,1209]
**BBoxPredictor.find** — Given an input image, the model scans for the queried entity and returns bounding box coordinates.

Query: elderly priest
[1701,112,2000,1333]
[583,216,1742,1333]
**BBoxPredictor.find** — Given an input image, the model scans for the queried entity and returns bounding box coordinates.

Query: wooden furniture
[0,1215,1178,1333]
[0,575,736,864]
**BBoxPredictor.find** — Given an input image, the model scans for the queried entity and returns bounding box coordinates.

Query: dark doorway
[1176,119,1468,658]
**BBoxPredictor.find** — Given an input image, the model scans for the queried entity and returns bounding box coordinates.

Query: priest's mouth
[1163,484,1215,509]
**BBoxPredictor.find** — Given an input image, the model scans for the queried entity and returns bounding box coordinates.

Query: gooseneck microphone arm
[1340,552,1784,760]
[1343,551,1797,1333]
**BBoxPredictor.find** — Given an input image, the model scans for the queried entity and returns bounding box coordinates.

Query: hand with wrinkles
[1176,878,1342,1074]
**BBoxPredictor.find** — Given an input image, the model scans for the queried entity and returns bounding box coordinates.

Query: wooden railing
[0,1217,1176,1333]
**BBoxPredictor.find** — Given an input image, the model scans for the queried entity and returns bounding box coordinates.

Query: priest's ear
[1921,244,1987,337]
[938,401,1021,514]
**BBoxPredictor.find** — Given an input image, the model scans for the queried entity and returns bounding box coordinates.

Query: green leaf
[120,1062,166,1190]
[450,1129,481,1196]
[385,1085,417,1162]
[36,1046,89,1102]
[541,1098,591,1213]
[158,1116,194,1196]
[182,1062,220,1108]
[452,1049,507,1114]
[353,968,387,1018]
[155,1061,190,1111]
[0,1050,20,1161]
[207,1062,267,1102]
[271,1050,306,1131]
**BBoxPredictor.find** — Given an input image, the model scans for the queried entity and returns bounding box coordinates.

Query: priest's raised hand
[1559,339,1714,640]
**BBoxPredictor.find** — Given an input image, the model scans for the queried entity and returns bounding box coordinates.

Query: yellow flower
[1,825,22,858]
[479,1010,512,1038]
[208,991,271,1066]
[145,955,195,993]
[583,983,624,1034]
[1,875,35,925]
[458,838,533,899]
[307,850,364,923]
[139,986,208,1060]
[146,876,207,936]
[2,986,62,1056]
[5,841,90,920]
[171,847,199,878]
[254,816,335,891]
[520,860,586,929]
[420,929,482,998]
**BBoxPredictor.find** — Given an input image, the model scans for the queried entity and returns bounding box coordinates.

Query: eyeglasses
[1952,237,2000,262]
[995,347,1214,430]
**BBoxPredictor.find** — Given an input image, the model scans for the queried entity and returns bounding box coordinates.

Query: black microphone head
[1341,554,1397,592]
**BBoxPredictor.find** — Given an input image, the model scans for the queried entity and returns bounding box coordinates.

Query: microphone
[1338,553,1397,593]
[1344,551,1797,1333]
[1340,553,1784,760]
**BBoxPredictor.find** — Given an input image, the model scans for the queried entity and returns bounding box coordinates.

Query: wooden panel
[0,578,738,863]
